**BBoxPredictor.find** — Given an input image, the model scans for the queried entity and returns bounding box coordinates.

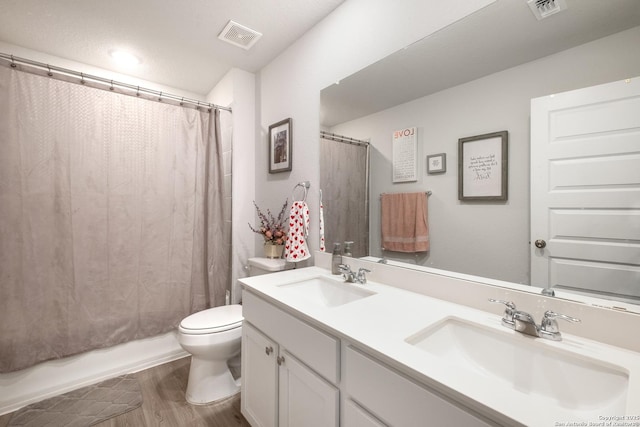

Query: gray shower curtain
[0,65,231,373]
[320,137,369,257]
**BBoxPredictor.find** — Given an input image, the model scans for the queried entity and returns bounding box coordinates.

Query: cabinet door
[241,322,278,427]
[278,350,339,427]
[344,399,387,427]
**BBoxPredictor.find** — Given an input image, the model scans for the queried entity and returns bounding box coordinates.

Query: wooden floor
[0,357,251,427]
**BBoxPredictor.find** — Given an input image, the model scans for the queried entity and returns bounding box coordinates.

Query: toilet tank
[247,257,290,276]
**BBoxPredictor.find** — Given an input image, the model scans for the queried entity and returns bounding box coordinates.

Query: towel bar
[292,181,310,201]
[379,191,431,198]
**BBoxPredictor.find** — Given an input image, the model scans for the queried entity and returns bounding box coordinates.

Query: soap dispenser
[343,241,354,257]
[331,243,342,275]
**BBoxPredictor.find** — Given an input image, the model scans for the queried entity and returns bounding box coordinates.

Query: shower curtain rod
[0,53,232,113]
[320,131,369,146]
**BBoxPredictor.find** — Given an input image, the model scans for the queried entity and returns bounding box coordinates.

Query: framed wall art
[392,127,418,183]
[458,130,508,201]
[268,118,292,173]
[427,153,446,174]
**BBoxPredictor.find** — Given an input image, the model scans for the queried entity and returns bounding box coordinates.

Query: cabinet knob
[265,346,273,356]
[277,355,285,366]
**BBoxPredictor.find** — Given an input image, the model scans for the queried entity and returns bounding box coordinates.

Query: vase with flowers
[248,200,288,258]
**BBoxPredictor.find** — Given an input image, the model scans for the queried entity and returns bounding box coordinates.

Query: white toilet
[178,304,243,404]
[247,256,290,276]
[178,257,289,405]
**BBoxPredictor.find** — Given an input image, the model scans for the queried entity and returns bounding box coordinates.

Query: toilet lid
[180,304,243,335]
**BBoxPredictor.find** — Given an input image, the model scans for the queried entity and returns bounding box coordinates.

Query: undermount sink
[277,276,375,307]
[406,317,629,414]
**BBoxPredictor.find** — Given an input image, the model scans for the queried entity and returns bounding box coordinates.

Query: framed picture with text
[268,118,292,173]
[427,153,446,174]
[458,131,508,201]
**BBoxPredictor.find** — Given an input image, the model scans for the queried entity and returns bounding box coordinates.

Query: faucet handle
[539,310,581,341]
[338,264,352,273]
[541,310,581,333]
[338,264,355,282]
[488,298,516,312]
[488,299,517,327]
[356,268,371,284]
[488,298,515,307]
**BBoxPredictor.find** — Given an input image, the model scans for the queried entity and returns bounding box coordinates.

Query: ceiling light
[109,50,141,67]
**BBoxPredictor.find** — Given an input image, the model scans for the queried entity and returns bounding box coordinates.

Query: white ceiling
[0,0,345,95]
[321,0,640,127]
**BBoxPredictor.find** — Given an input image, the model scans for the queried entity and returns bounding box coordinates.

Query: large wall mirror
[319,0,640,312]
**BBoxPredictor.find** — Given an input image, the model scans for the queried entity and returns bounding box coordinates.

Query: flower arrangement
[248,200,288,245]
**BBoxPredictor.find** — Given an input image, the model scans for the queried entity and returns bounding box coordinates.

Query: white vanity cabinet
[278,348,339,427]
[241,322,278,427]
[241,291,340,427]
[343,399,387,427]
[241,285,503,427]
[344,346,495,427]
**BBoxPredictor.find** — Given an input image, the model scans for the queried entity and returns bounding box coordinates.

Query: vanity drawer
[242,290,339,384]
[344,346,493,427]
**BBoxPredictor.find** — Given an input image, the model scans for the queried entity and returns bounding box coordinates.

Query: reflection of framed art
[268,118,292,173]
[458,131,508,201]
[427,153,446,174]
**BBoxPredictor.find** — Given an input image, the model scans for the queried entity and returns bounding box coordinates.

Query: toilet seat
[179,305,243,335]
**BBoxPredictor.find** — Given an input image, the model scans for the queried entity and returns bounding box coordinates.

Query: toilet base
[185,356,241,405]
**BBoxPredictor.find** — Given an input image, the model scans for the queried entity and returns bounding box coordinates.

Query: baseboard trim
[0,330,188,416]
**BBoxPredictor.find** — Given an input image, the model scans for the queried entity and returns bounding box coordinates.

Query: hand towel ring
[292,181,310,202]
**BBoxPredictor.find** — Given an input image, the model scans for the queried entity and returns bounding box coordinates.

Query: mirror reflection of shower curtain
[319,137,369,257]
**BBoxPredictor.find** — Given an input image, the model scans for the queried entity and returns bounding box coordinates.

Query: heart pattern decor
[284,200,310,262]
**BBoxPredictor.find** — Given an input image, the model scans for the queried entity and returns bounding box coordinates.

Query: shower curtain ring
[136,86,140,97]
[180,97,184,106]
[158,92,163,102]
[110,80,114,91]
[47,65,53,77]
[80,73,85,84]
[10,55,16,68]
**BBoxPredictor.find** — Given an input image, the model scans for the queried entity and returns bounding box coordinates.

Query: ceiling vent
[527,0,567,20]
[218,20,262,50]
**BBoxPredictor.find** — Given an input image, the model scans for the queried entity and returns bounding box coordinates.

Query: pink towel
[381,192,429,253]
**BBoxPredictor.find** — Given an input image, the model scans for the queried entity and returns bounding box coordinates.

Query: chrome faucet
[513,310,540,337]
[338,264,371,284]
[489,299,580,341]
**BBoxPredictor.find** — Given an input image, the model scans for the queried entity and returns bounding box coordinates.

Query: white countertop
[240,266,640,427]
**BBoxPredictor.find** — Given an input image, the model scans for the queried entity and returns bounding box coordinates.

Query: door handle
[534,239,546,249]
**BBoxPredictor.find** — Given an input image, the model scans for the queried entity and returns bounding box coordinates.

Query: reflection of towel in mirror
[381,192,429,253]
[285,201,311,262]
[319,194,325,252]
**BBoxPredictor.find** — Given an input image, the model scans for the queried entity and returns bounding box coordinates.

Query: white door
[530,77,640,303]
[278,350,339,427]
[241,322,279,427]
